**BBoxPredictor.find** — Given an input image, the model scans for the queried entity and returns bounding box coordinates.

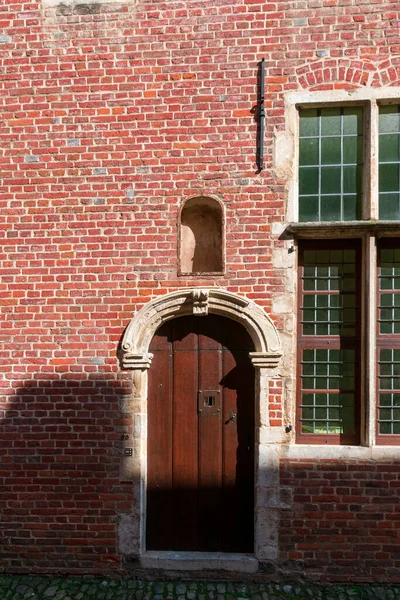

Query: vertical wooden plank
[147,323,173,550]
[222,320,255,552]
[198,316,223,550]
[172,317,199,550]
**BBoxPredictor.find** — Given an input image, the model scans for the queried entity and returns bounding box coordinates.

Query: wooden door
[146,315,255,552]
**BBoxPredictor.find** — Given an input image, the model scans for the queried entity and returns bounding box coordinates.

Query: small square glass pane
[303,349,315,361]
[316,410,328,423]
[328,407,340,420]
[315,324,329,336]
[303,295,316,308]
[380,322,393,335]
[343,166,362,194]
[302,393,314,405]
[379,105,400,134]
[343,136,362,164]
[343,107,363,135]
[303,324,316,335]
[343,195,360,220]
[299,138,319,166]
[316,361,328,376]
[302,377,315,389]
[321,107,341,135]
[379,193,400,220]
[300,109,319,137]
[380,376,393,389]
[380,422,392,434]
[321,137,341,164]
[381,294,393,307]
[379,394,391,407]
[320,195,341,221]
[302,407,314,420]
[379,134,400,163]
[379,164,400,193]
[380,408,392,421]
[303,309,316,323]
[299,196,319,222]
[380,349,392,362]
[299,167,319,195]
[321,167,341,194]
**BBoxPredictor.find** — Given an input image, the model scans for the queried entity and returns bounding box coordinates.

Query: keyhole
[204,395,215,407]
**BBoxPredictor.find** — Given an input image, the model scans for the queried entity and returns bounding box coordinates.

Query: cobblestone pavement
[1,576,400,600]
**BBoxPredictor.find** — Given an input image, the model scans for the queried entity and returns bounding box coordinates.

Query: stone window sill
[286,220,400,238]
[286,444,400,459]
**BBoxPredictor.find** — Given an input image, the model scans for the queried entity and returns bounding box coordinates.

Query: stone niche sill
[140,552,258,573]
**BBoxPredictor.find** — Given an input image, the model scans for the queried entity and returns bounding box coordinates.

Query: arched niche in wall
[179,196,224,275]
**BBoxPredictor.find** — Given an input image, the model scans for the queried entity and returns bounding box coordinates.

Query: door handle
[225,411,237,424]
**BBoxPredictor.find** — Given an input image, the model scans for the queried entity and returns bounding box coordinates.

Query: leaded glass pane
[379,106,400,219]
[320,107,341,136]
[301,247,357,336]
[378,392,400,435]
[379,193,400,220]
[379,243,400,336]
[299,351,356,434]
[299,108,319,137]
[378,350,400,391]
[299,107,363,222]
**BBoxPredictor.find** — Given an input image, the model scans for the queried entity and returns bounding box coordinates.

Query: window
[377,239,400,444]
[297,241,361,444]
[299,107,363,222]
[379,106,400,219]
[289,90,400,445]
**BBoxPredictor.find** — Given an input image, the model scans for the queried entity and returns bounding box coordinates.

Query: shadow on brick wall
[1,377,130,575]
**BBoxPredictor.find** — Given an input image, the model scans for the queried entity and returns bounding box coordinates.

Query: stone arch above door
[120,288,282,370]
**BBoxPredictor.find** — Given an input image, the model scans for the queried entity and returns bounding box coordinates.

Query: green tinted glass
[299,107,363,221]
[301,247,357,336]
[300,361,356,435]
[378,350,400,392]
[379,106,400,219]
[378,392,400,435]
[379,242,400,335]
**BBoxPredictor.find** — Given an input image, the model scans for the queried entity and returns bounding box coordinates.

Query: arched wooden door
[147,314,255,552]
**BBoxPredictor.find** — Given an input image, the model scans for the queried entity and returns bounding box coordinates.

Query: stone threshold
[140,551,259,573]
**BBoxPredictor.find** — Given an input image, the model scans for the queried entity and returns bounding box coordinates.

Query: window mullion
[365,234,376,446]
[368,99,379,220]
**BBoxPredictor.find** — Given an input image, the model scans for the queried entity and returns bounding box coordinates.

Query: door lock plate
[198,390,220,414]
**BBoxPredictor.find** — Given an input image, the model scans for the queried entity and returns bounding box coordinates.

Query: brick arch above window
[295,59,400,91]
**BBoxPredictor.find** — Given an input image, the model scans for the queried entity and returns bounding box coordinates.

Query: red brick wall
[1,0,399,577]
[280,459,400,582]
